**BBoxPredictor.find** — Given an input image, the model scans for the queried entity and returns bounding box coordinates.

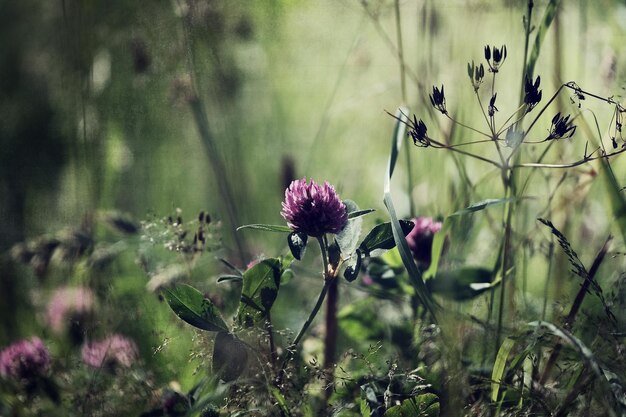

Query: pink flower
[405,217,442,266]
[46,287,94,334]
[281,178,348,237]
[0,337,51,382]
[81,334,138,369]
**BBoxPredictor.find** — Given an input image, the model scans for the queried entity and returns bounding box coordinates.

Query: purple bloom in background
[46,286,95,334]
[281,178,348,237]
[0,337,51,382]
[81,334,138,369]
[405,217,442,266]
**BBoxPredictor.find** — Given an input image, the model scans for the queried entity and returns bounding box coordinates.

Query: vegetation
[2,1,626,416]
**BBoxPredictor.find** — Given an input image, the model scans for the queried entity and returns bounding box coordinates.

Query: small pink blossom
[405,217,442,266]
[0,337,51,382]
[46,287,94,334]
[81,334,138,369]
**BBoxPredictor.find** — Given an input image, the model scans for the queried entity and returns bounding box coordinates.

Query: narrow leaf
[427,267,495,301]
[491,337,516,402]
[237,224,292,233]
[348,208,376,219]
[450,198,515,216]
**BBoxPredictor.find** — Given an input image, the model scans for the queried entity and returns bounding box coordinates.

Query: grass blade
[383,107,439,320]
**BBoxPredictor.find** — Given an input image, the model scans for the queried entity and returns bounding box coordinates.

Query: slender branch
[446,115,492,139]
[513,146,626,169]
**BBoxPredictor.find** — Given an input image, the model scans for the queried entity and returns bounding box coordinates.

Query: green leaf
[237,224,292,233]
[236,258,281,328]
[384,393,440,417]
[337,200,364,256]
[360,399,372,417]
[526,0,561,79]
[491,337,516,402]
[427,267,496,301]
[349,208,375,219]
[359,220,414,256]
[422,218,452,280]
[162,284,228,332]
[449,198,515,217]
[270,388,292,417]
[217,274,243,284]
[212,331,248,382]
[287,232,308,260]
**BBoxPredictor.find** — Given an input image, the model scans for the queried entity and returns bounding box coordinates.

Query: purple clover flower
[46,286,94,334]
[0,337,51,382]
[81,334,138,369]
[280,178,348,237]
[405,217,442,266]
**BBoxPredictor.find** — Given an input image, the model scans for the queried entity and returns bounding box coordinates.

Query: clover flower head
[81,334,138,369]
[281,178,348,237]
[46,286,94,334]
[0,337,51,382]
[405,217,442,266]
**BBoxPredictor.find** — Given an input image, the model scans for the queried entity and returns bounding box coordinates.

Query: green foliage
[162,284,228,332]
[384,393,440,417]
[236,258,281,328]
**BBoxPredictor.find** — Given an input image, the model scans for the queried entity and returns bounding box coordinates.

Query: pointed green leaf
[237,224,292,233]
[348,209,376,219]
[163,284,228,332]
[449,198,515,217]
[359,220,414,256]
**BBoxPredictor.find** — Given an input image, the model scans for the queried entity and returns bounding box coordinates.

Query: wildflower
[484,45,507,72]
[0,337,51,382]
[488,94,498,117]
[81,334,138,369]
[548,113,576,140]
[409,115,429,147]
[281,178,348,237]
[46,287,94,335]
[467,61,485,91]
[405,217,442,266]
[524,76,542,112]
[429,85,447,115]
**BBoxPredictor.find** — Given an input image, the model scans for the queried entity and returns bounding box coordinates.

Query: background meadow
[2,0,626,415]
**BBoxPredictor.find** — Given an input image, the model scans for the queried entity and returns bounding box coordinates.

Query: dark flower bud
[548,112,576,140]
[485,45,507,72]
[467,61,485,91]
[488,93,498,117]
[409,115,429,147]
[524,76,542,112]
[429,85,447,115]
